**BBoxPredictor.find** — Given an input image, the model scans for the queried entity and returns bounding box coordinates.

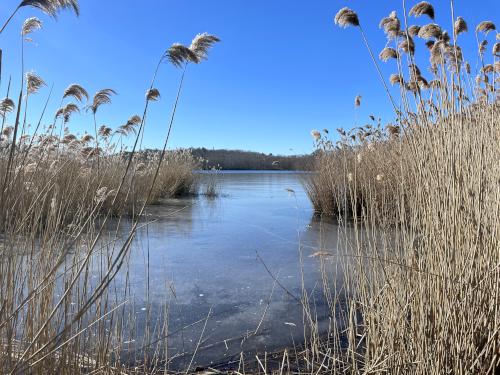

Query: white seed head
[311,130,321,141]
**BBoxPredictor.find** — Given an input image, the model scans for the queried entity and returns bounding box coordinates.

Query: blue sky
[1,0,498,155]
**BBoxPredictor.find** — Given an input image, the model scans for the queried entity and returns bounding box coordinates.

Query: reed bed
[302,2,500,373]
[0,1,219,373]
[0,131,199,230]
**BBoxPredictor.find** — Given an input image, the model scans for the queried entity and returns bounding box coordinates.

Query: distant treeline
[130,148,314,170]
[190,148,314,170]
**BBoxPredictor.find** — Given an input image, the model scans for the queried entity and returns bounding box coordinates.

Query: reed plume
[390,73,404,85]
[418,23,442,39]
[481,64,494,74]
[129,114,141,124]
[61,133,76,144]
[87,88,115,173]
[146,88,160,101]
[476,21,496,34]
[21,17,42,36]
[454,17,468,36]
[0,98,16,116]
[55,107,64,119]
[117,115,141,135]
[2,126,14,137]
[63,83,88,102]
[56,102,79,123]
[311,129,321,140]
[26,71,46,94]
[89,88,116,114]
[479,40,488,56]
[189,33,221,62]
[80,133,93,143]
[334,7,360,28]
[409,1,435,20]
[379,47,398,61]
[98,125,112,138]
[493,42,500,56]
[18,0,79,18]
[379,11,400,39]
[166,43,198,68]
[408,25,421,37]
[386,124,400,136]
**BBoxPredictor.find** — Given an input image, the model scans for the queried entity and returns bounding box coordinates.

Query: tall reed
[0,1,219,373]
[304,2,499,373]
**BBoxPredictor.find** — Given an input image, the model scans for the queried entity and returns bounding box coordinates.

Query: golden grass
[303,3,500,374]
[0,2,218,373]
[0,127,199,232]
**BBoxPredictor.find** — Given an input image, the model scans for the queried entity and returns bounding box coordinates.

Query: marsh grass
[0,2,219,373]
[201,166,221,198]
[0,139,199,229]
[302,2,500,373]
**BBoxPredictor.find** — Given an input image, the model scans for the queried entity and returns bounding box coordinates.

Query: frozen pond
[108,171,346,370]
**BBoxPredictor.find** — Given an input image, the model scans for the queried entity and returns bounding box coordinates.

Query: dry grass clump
[305,2,500,373]
[357,105,499,374]
[0,106,199,231]
[306,125,401,224]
